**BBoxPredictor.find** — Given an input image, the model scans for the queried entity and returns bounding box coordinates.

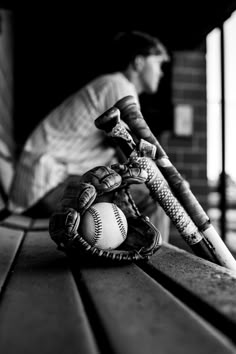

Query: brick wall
[0,9,14,156]
[160,46,209,246]
[0,9,14,198]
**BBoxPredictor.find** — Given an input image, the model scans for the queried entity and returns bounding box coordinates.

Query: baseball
[79,202,128,250]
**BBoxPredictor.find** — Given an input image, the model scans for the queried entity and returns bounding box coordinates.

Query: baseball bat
[112,96,236,271]
[95,107,221,265]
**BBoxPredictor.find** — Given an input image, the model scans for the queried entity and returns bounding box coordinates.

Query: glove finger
[76,183,97,213]
[61,182,97,213]
[65,208,81,235]
[81,166,122,194]
[112,162,148,185]
[49,208,80,246]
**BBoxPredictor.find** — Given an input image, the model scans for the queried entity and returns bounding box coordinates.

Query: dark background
[3,1,236,144]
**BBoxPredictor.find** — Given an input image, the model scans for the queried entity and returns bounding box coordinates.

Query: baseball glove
[49,162,162,261]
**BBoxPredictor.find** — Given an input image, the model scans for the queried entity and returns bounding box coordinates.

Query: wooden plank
[0,214,32,229]
[74,258,236,354]
[30,218,49,230]
[0,230,99,354]
[0,226,24,293]
[143,243,236,339]
[0,215,49,231]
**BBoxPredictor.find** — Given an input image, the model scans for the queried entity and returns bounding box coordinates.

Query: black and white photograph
[0,2,236,353]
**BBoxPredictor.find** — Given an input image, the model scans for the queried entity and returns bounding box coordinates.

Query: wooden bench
[0,215,236,354]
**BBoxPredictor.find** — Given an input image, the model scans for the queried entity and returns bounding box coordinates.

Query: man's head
[112,31,170,94]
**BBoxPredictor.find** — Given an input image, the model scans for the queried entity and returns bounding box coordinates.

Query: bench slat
[0,226,24,293]
[0,214,32,229]
[76,260,236,354]
[0,215,49,231]
[31,218,49,230]
[146,243,236,326]
[0,230,99,354]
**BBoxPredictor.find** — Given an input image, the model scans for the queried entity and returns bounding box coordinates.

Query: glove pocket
[117,216,162,259]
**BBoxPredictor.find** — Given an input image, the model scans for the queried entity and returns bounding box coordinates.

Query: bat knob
[95,107,120,133]
[114,95,159,148]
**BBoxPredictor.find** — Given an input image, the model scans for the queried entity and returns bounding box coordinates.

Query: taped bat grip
[162,164,210,229]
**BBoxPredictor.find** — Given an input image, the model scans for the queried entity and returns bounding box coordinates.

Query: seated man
[7,31,170,241]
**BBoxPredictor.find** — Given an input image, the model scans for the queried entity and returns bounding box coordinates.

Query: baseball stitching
[112,203,127,240]
[87,207,102,246]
